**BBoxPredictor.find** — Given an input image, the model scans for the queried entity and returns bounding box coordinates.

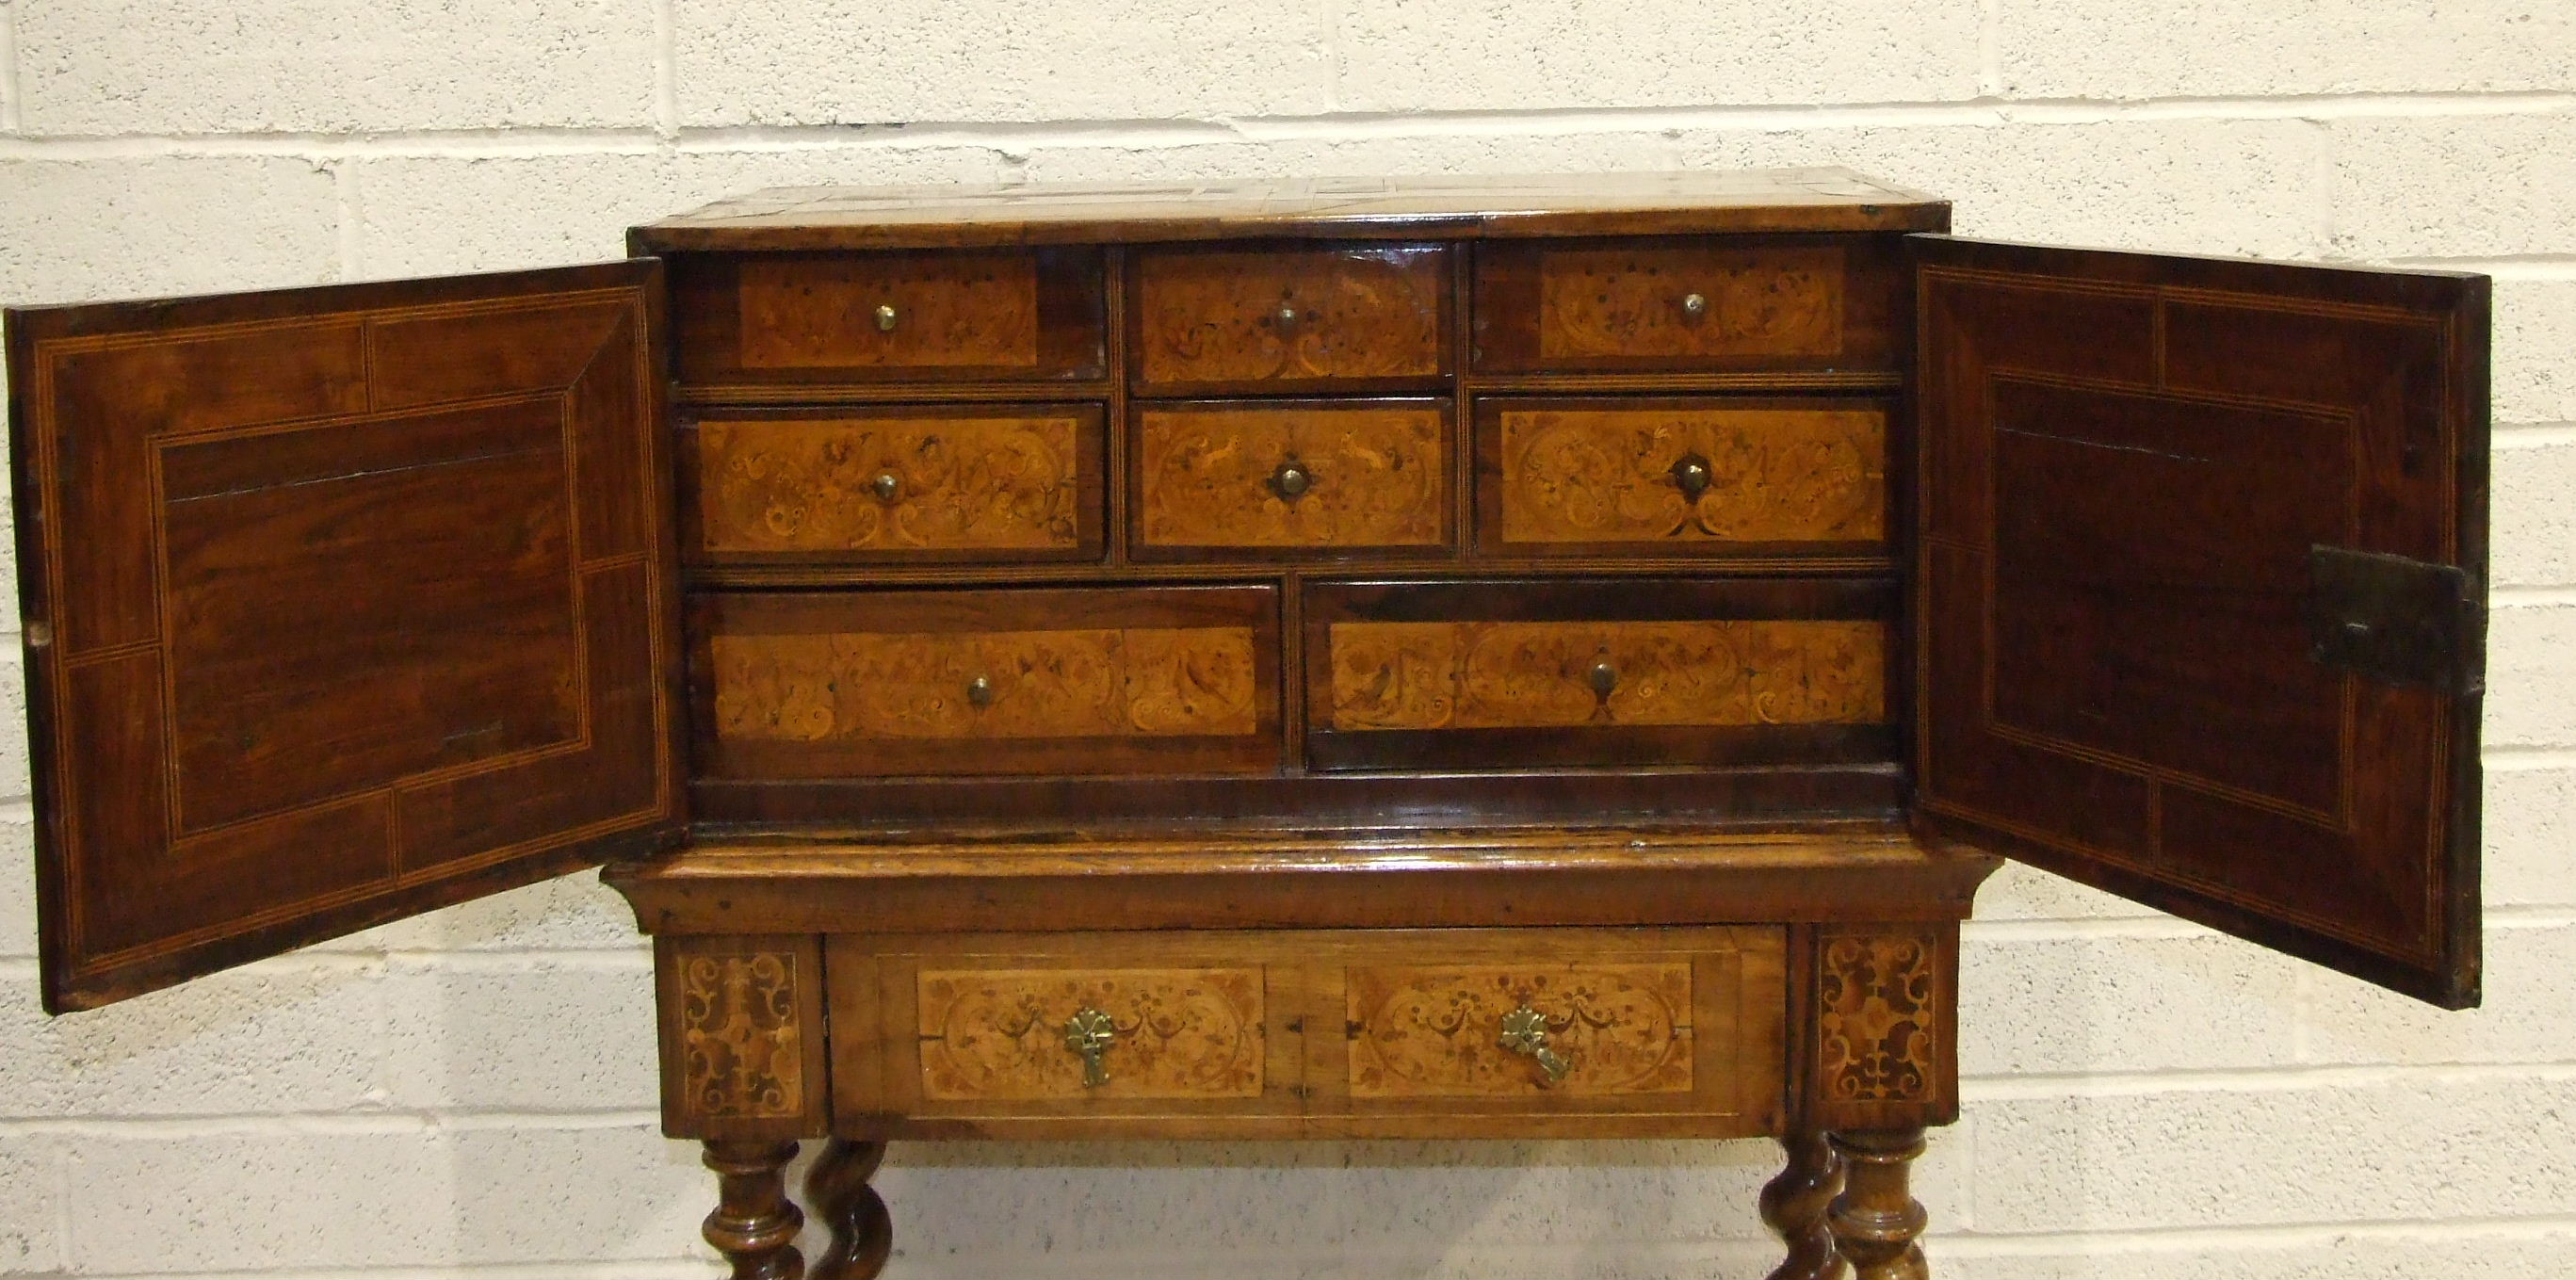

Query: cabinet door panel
[8,262,685,1012]
[1913,235,2486,1008]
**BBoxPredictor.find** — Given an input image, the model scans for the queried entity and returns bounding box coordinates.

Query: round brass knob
[1671,454,1713,501]
[1681,292,1708,317]
[871,472,900,501]
[1274,304,1301,328]
[1589,660,1618,698]
[965,674,995,708]
[1270,460,1313,501]
[874,302,899,332]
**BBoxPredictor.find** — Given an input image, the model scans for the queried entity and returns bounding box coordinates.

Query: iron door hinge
[2308,545,2482,695]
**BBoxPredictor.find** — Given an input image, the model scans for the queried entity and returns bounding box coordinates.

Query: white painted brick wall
[0,1,2569,1275]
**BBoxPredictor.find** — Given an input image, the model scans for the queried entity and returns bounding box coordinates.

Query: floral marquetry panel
[1131,245,1450,392]
[737,251,1042,371]
[1134,402,1450,554]
[658,936,825,1138]
[690,411,1099,560]
[1535,243,1844,363]
[1346,963,1694,1097]
[1485,401,1886,552]
[1325,620,1885,731]
[1809,925,1956,1130]
[916,967,1266,1100]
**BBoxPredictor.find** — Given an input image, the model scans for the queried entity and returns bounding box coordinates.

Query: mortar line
[1959,1059,2576,1100]
[2490,584,2576,606]
[651,0,679,139]
[1938,1211,2576,1250]
[0,1109,667,1137]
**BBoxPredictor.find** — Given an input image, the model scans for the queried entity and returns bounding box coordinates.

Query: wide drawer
[825,927,1786,1137]
[1129,243,1450,394]
[690,586,1281,779]
[1474,396,1888,558]
[681,405,1104,563]
[1472,235,1903,374]
[1131,398,1452,559]
[1304,577,1894,771]
[667,249,1107,388]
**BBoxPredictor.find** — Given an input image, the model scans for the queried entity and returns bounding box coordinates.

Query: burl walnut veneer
[7,170,2489,1279]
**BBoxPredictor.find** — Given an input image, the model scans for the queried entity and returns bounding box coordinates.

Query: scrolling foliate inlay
[697,416,1083,554]
[713,626,1258,742]
[916,968,1265,1100]
[1816,931,1939,1104]
[1498,407,1884,545]
[680,952,806,1119]
[1348,964,1694,1097]
[1136,249,1446,385]
[1137,406,1446,548]
[1537,244,1844,361]
[1327,620,1885,731]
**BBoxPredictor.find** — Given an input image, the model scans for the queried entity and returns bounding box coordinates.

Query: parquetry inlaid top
[631,168,1948,251]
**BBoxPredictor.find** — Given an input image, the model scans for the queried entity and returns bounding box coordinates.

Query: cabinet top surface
[631,167,1949,251]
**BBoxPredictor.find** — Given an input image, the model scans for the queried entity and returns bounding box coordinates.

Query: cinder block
[1997,0,2576,99]
[2494,275,2576,427]
[881,1142,1351,1257]
[1335,0,1980,111]
[0,656,24,802]
[15,0,656,134]
[2493,436,2576,587]
[2329,115,2576,260]
[1970,863,2165,922]
[349,148,1009,278]
[0,1135,59,1275]
[672,0,1330,127]
[1949,1226,2576,1280]
[376,956,657,1111]
[369,871,652,953]
[1012,131,1688,185]
[1969,1074,2576,1231]
[1677,118,2325,258]
[0,157,339,304]
[0,812,33,960]
[2484,605,2576,747]
[0,958,385,1117]
[2487,766,2576,907]
[61,1124,706,1273]
[1958,932,2304,1077]
[2302,922,2576,1066]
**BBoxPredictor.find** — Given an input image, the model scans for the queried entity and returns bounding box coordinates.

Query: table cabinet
[5,170,2489,1279]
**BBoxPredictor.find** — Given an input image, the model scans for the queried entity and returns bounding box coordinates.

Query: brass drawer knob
[965,674,995,708]
[874,302,899,332]
[870,472,900,502]
[1269,459,1315,502]
[1589,660,1618,698]
[1498,1005,1572,1085]
[1273,304,1302,330]
[1681,291,1708,317]
[1670,454,1713,501]
[1063,1007,1115,1088]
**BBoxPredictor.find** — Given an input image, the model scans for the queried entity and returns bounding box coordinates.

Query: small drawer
[1304,577,1894,771]
[1320,928,1783,1130]
[667,249,1106,387]
[692,586,1281,780]
[1130,243,1450,394]
[1473,235,1902,374]
[1132,398,1451,559]
[681,405,1104,563]
[1474,396,1888,558]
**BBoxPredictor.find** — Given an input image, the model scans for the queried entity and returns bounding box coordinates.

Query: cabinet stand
[702,1140,805,1280]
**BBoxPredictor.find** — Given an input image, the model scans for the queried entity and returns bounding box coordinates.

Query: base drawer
[826,927,1787,1140]
[1303,576,1894,772]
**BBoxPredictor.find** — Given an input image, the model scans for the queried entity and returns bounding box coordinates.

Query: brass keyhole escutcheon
[1671,453,1713,502]
[871,472,900,502]
[1498,1005,1572,1085]
[1269,459,1315,502]
[1064,1007,1116,1088]
[1680,291,1708,318]
[965,674,995,708]
[874,302,899,332]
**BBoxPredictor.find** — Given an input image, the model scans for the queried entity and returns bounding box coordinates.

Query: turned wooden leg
[1762,1127,1847,1280]
[702,1140,804,1280]
[805,1139,893,1280]
[1826,1128,1928,1280]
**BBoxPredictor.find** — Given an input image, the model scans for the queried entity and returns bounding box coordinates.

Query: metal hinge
[2307,545,2481,695]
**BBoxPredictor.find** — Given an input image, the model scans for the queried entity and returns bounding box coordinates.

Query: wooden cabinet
[5,170,2490,1279]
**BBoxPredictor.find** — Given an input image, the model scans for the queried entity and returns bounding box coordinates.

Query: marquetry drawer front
[682,406,1104,563]
[1132,400,1451,558]
[1473,235,1902,374]
[1304,577,1895,771]
[1475,397,1888,557]
[1130,243,1451,394]
[691,586,1281,779]
[666,249,1107,388]
[1322,929,1785,1130]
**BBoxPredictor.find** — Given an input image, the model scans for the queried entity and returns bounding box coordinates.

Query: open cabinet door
[1912,237,2487,1008]
[8,262,686,1013]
